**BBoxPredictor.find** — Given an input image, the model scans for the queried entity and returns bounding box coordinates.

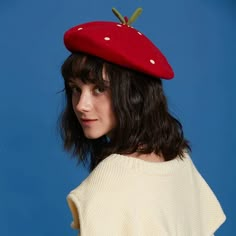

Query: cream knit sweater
[67,152,226,236]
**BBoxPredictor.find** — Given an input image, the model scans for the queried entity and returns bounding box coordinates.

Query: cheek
[95,96,113,116]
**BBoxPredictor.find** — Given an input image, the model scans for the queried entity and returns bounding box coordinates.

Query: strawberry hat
[64,8,174,79]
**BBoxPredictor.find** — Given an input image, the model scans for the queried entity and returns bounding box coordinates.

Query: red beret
[64,9,174,80]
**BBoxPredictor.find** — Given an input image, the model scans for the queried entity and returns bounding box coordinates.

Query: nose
[74,91,92,113]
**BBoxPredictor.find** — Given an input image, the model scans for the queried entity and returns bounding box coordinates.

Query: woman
[60,8,226,236]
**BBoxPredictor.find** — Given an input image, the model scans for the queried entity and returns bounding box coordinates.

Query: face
[68,74,116,139]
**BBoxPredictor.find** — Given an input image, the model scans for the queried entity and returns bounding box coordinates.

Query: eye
[94,86,105,94]
[70,86,81,95]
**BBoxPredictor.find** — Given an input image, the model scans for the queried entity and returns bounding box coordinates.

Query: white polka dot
[150,59,155,64]
[138,31,142,35]
[104,37,110,41]
[116,24,122,27]
[77,27,83,30]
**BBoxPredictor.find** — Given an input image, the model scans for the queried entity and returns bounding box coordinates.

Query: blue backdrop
[0,0,234,235]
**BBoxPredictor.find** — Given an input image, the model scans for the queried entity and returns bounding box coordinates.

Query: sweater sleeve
[67,193,81,230]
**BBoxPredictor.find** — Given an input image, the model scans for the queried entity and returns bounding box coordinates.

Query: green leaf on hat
[112,7,143,26]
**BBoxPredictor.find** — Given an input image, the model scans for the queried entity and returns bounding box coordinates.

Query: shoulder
[69,154,135,197]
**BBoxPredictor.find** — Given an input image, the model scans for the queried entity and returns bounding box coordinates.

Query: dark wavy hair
[59,52,190,172]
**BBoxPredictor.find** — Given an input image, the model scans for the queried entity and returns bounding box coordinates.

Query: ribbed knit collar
[104,153,191,176]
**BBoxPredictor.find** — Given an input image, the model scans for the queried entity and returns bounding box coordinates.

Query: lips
[81,118,97,121]
[80,118,98,126]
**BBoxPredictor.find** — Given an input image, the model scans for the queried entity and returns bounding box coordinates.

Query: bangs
[61,53,105,84]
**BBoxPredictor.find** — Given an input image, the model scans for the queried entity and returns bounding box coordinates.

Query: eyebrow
[67,81,76,86]
[67,78,76,83]
[67,78,82,85]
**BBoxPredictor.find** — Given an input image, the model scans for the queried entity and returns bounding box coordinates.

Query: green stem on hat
[127,8,143,25]
[112,7,143,26]
[112,8,125,24]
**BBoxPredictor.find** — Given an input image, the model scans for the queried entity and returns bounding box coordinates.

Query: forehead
[67,73,109,89]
